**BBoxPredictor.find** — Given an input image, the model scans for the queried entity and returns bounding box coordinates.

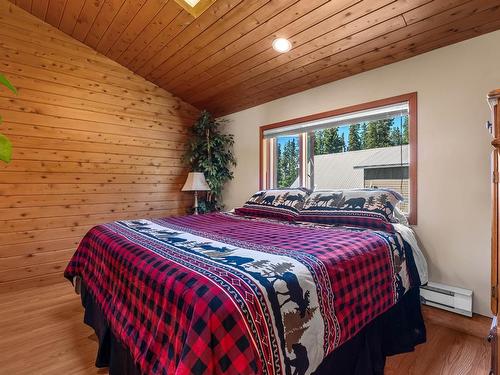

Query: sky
[276,115,406,148]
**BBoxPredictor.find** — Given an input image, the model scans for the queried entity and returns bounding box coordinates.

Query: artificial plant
[184,110,236,213]
[0,73,17,163]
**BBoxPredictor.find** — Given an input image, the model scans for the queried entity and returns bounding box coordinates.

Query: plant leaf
[0,133,12,163]
[0,74,17,94]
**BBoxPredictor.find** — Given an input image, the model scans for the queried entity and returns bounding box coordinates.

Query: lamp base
[194,191,199,215]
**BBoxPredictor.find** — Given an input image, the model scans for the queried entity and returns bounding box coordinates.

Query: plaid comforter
[65,212,419,375]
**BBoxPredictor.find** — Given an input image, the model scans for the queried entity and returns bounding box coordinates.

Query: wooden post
[488,89,500,375]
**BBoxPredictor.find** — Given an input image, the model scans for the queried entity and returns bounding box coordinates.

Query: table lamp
[182,172,211,214]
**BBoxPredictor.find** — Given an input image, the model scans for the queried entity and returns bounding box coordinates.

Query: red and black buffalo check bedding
[64,212,420,375]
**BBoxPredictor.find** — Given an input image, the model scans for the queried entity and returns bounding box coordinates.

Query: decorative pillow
[234,188,310,221]
[298,188,403,231]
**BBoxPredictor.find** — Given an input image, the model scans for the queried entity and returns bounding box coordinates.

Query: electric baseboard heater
[420,281,473,317]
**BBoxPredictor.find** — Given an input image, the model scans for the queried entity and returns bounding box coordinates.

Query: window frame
[259,92,418,225]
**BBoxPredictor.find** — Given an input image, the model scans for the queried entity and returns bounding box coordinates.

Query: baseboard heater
[420,282,473,317]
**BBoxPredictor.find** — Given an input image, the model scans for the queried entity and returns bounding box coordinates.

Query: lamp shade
[182,172,210,192]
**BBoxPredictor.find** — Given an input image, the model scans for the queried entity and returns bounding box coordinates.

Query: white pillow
[393,207,409,226]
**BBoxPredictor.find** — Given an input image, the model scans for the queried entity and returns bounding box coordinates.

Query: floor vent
[420,282,473,317]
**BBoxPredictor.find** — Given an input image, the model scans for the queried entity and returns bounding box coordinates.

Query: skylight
[184,0,201,6]
[173,0,216,17]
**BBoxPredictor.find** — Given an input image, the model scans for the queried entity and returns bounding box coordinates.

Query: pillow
[234,188,310,221]
[393,206,409,226]
[298,188,403,231]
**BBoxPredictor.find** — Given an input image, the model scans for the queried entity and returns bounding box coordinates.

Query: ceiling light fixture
[272,38,292,53]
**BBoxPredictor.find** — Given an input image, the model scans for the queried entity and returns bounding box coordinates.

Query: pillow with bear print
[298,188,403,232]
[234,188,310,221]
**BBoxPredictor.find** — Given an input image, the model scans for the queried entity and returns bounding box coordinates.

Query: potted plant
[0,73,16,163]
[184,110,236,213]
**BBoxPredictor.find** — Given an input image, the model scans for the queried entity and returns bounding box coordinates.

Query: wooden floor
[0,282,491,375]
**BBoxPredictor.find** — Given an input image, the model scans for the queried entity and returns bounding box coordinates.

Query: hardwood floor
[386,322,490,375]
[0,282,491,374]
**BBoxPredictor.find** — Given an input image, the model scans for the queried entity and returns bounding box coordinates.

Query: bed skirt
[79,281,426,375]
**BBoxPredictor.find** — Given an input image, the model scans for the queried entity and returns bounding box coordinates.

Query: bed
[65,204,427,375]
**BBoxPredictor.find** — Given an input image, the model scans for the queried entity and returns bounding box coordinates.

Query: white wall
[222,30,500,316]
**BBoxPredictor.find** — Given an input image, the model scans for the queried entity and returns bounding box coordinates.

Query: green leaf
[0,74,17,94]
[0,133,12,163]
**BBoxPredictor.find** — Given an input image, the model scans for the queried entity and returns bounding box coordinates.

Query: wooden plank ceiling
[8,0,500,116]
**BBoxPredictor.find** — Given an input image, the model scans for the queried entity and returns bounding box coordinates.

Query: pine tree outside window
[260,93,418,224]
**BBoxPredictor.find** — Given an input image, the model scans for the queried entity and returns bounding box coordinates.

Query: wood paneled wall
[0,1,198,291]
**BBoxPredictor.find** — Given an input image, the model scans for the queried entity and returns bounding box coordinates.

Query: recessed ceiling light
[272,38,292,53]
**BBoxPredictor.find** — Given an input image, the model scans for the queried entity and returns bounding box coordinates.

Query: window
[260,93,417,224]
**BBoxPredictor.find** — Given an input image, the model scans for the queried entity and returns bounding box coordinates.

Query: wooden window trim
[259,92,418,225]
